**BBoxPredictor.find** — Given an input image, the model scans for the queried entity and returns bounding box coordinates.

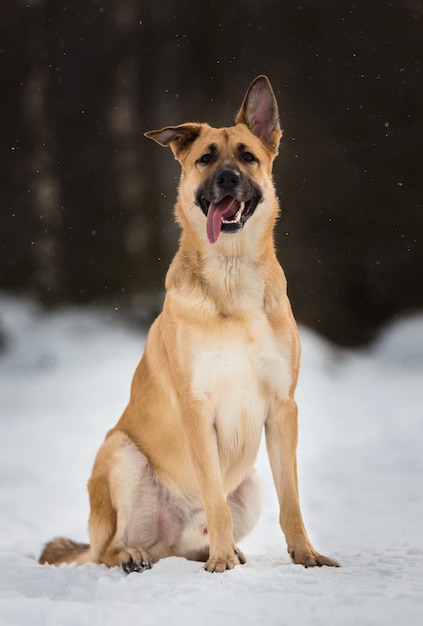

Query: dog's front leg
[182,399,242,572]
[265,398,339,567]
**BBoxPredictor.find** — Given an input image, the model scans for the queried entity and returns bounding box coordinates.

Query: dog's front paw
[205,546,246,573]
[119,547,153,574]
[290,548,340,568]
[205,556,237,573]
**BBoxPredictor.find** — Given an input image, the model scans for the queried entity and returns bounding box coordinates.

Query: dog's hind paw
[122,558,152,574]
[119,547,152,574]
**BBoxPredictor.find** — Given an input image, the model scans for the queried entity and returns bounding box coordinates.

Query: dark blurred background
[1,0,422,346]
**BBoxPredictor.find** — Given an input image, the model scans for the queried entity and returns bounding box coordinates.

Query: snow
[0,295,422,625]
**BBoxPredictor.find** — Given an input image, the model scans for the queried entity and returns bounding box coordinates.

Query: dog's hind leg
[87,430,154,572]
[228,471,262,562]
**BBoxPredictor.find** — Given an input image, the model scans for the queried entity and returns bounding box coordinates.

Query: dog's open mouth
[199,195,260,244]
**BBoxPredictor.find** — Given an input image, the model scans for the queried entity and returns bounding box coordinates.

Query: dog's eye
[242,152,256,163]
[199,153,213,164]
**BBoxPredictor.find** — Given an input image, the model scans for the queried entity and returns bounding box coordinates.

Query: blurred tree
[21,0,64,303]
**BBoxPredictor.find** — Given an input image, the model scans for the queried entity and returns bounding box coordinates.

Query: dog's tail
[39,537,91,566]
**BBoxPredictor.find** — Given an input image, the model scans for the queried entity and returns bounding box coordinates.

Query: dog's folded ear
[144,124,202,158]
[236,75,282,151]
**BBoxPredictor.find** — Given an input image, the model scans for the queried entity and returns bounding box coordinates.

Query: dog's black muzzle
[196,167,262,235]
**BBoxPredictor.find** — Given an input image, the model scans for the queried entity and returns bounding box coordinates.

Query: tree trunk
[21,0,64,303]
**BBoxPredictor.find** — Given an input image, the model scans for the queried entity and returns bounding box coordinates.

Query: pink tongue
[206,197,239,244]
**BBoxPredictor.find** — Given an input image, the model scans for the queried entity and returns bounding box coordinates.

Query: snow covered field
[0,295,422,625]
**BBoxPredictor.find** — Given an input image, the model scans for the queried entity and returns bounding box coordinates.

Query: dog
[39,76,339,573]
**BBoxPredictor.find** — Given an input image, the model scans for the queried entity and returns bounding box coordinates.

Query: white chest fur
[189,314,292,482]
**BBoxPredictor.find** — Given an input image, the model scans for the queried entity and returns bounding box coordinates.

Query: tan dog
[40,76,338,573]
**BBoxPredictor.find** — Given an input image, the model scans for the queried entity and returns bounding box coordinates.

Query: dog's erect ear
[235,75,282,150]
[144,124,202,158]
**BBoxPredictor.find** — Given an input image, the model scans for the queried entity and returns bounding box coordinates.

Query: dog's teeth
[222,202,245,224]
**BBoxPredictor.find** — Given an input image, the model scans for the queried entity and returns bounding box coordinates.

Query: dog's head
[145,76,282,246]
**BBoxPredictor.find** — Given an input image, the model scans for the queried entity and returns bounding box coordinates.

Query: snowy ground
[0,295,422,625]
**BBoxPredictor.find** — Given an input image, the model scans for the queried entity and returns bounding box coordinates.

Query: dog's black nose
[215,168,241,190]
